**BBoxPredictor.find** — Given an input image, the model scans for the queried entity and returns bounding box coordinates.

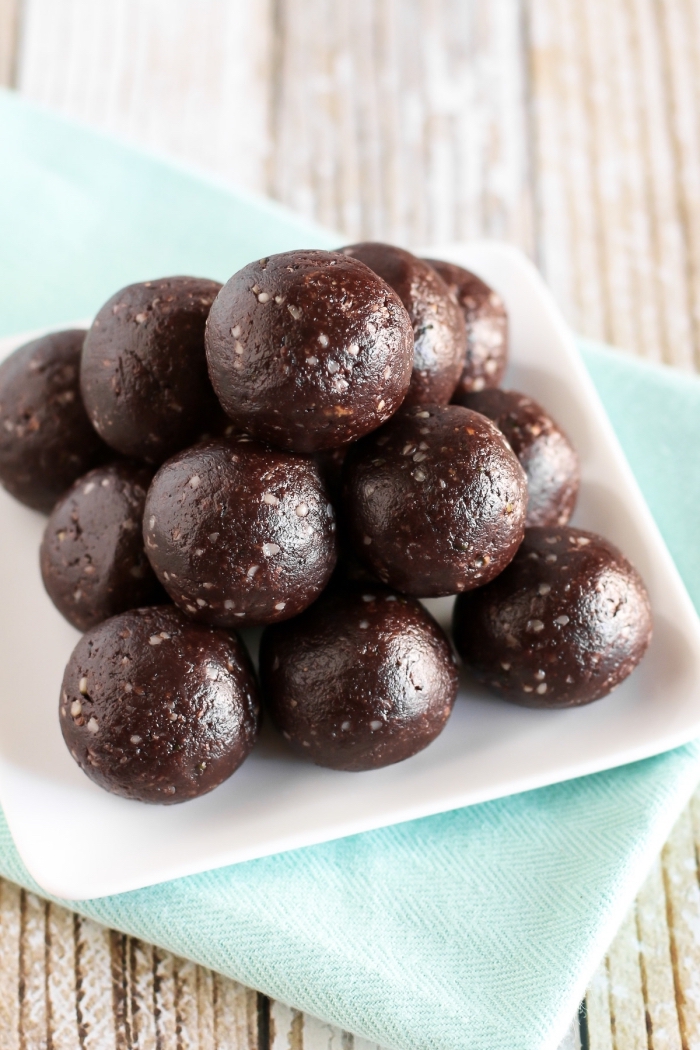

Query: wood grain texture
[16,0,274,194]
[606,909,648,1050]
[0,880,21,1050]
[2,0,700,1047]
[635,860,683,1049]
[527,0,699,367]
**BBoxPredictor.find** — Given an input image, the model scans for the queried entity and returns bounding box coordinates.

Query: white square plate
[2,242,699,901]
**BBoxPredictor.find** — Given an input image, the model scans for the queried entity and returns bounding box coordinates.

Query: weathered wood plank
[173,957,199,1050]
[110,931,130,1050]
[655,0,700,369]
[577,0,654,357]
[195,964,216,1050]
[270,999,303,1049]
[626,0,694,368]
[212,973,259,1049]
[526,0,606,339]
[128,937,157,1050]
[585,961,615,1050]
[0,879,21,1050]
[16,0,534,254]
[0,0,21,86]
[19,892,48,1050]
[634,858,683,1049]
[297,1014,351,1049]
[74,914,118,1050]
[152,946,177,1050]
[390,0,533,249]
[46,901,81,1050]
[527,0,700,366]
[17,0,275,195]
[661,805,700,1047]
[606,907,647,1050]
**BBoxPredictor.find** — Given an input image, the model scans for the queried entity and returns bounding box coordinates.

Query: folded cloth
[1,89,700,1050]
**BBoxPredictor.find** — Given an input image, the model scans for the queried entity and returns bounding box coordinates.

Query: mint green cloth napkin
[2,89,700,1050]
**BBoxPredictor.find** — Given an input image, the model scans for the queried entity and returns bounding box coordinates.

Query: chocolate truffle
[342,243,466,405]
[452,526,652,708]
[260,586,458,771]
[343,404,527,596]
[40,461,163,631]
[205,250,413,452]
[60,606,260,803]
[424,259,508,395]
[144,436,338,627]
[455,388,579,527]
[0,330,108,512]
[81,276,222,463]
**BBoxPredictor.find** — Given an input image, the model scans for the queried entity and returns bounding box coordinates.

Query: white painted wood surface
[1,0,699,1046]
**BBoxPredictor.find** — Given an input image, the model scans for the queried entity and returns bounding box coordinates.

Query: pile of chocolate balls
[0,244,652,804]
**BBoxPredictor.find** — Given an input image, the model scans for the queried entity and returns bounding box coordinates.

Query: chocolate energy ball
[60,606,260,803]
[0,330,108,512]
[342,243,466,405]
[452,526,652,708]
[144,436,338,627]
[343,404,527,596]
[260,586,458,771]
[81,276,222,463]
[40,461,163,631]
[455,388,579,527]
[424,259,508,395]
[205,250,413,453]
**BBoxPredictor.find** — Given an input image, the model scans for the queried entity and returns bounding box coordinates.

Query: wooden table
[1,1,700,1047]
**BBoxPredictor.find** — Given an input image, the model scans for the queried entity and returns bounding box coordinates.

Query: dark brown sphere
[452,527,652,708]
[424,259,508,395]
[60,606,260,803]
[40,461,164,631]
[81,276,222,463]
[455,388,579,527]
[342,243,466,406]
[144,436,338,628]
[205,250,413,452]
[260,586,458,771]
[342,404,528,596]
[0,330,108,512]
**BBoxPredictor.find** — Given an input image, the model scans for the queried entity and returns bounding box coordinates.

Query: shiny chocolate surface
[41,460,163,631]
[144,436,338,627]
[453,526,653,708]
[81,276,222,463]
[343,403,527,596]
[456,388,579,527]
[425,258,508,395]
[343,243,466,405]
[0,330,108,512]
[205,250,413,452]
[60,606,260,803]
[260,585,457,771]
